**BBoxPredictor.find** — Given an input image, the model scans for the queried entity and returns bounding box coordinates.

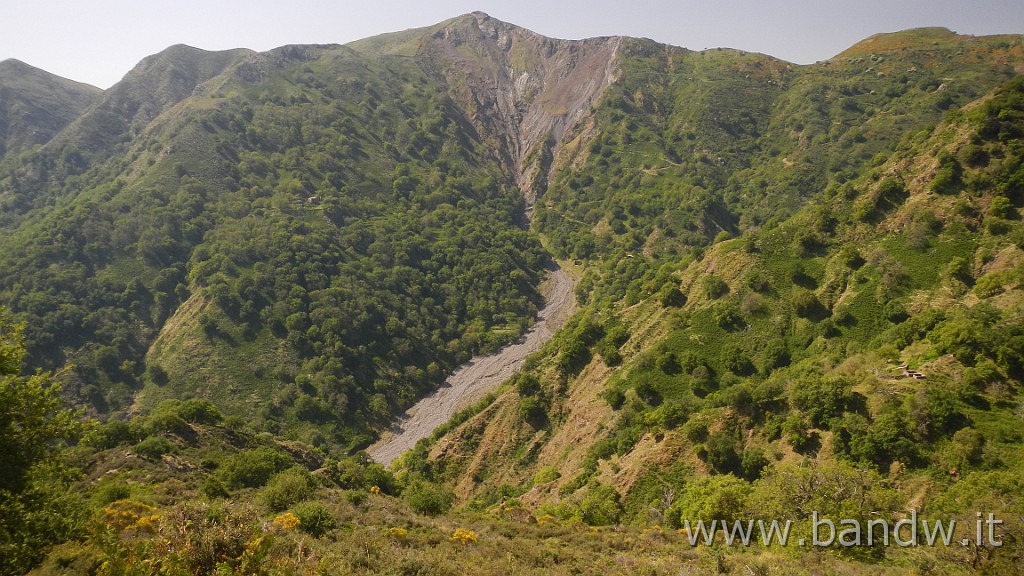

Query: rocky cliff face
[418,12,621,206]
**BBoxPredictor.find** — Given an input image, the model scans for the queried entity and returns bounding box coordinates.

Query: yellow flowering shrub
[387,527,409,539]
[271,512,301,531]
[449,527,478,544]
[369,485,381,495]
[101,499,160,535]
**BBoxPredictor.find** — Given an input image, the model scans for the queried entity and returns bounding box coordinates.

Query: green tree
[0,311,85,576]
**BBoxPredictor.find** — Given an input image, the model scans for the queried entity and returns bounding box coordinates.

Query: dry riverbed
[367,266,576,465]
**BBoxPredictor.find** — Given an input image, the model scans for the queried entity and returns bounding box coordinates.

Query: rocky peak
[420,12,621,206]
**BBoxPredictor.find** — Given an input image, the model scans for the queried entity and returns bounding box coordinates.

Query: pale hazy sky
[3,0,1023,89]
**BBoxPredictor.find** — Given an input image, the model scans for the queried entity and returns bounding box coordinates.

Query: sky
[3,0,1023,89]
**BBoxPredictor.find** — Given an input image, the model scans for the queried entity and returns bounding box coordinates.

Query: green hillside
[404,70,1024,575]
[0,13,1022,576]
[0,59,101,162]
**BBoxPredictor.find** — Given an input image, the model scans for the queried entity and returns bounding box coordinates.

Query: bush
[740,448,769,481]
[133,436,174,459]
[405,480,454,516]
[578,483,622,526]
[291,501,336,537]
[792,290,827,320]
[658,283,687,307]
[144,412,191,436]
[82,420,138,450]
[259,467,316,512]
[602,387,626,409]
[159,503,259,572]
[945,256,972,284]
[700,276,730,300]
[759,338,790,374]
[533,466,562,485]
[703,428,742,475]
[668,475,751,526]
[217,448,292,489]
[789,375,854,428]
[990,195,1014,219]
[517,396,547,427]
[145,363,169,385]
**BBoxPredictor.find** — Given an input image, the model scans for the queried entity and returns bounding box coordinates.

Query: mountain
[0,14,1022,574]
[0,59,100,161]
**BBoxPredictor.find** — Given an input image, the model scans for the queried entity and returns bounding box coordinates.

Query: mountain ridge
[0,58,101,161]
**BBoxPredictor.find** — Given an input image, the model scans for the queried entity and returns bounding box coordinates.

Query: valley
[368,265,576,465]
[0,12,1022,575]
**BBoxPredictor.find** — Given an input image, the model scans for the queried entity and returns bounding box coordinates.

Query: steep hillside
[406,76,1024,572]
[0,14,617,450]
[0,46,252,223]
[0,59,100,162]
[416,12,621,205]
[537,28,1023,261]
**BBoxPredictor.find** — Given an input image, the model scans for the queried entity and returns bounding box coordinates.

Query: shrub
[144,412,190,436]
[82,419,137,450]
[990,195,1014,219]
[514,374,542,397]
[945,256,972,284]
[719,343,754,376]
[133,436,174,460]
[789,375,854,428]
[93,481,132,505]
[557,337,590,377]
[217,448,292,489]
[259,467,316,512]
[450,528,478,544]
[578,483,622,526]
[711,302,745,330]
[533,466,562,485]
[792,290,826,320]
[291,501,336,537]
[145,363,169,385]
[668,475,750,526]
[656,351,681,375]
[700,276,730,300]
[876,177,908,211]
[517,396,547,427]
[703,428,742,475]
[602,387,626,409]
[658,283,687,307]
[173,399,223,424]
[759,338,791,374]
[405,480,455,516]
[740,448,769,481]
[161,503,258,572]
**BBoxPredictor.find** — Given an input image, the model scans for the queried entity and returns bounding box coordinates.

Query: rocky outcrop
[418,12,620,206]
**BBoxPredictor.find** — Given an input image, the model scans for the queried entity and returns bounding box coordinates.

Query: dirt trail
[367,266,576,465]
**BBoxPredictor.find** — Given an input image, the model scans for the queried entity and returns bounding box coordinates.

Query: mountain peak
[836,27,965,58]
[0,57,30,71]
[0,58,102,159]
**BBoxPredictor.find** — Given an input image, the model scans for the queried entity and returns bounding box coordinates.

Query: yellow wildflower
[450,527,478,544]
[271,512,301,531]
